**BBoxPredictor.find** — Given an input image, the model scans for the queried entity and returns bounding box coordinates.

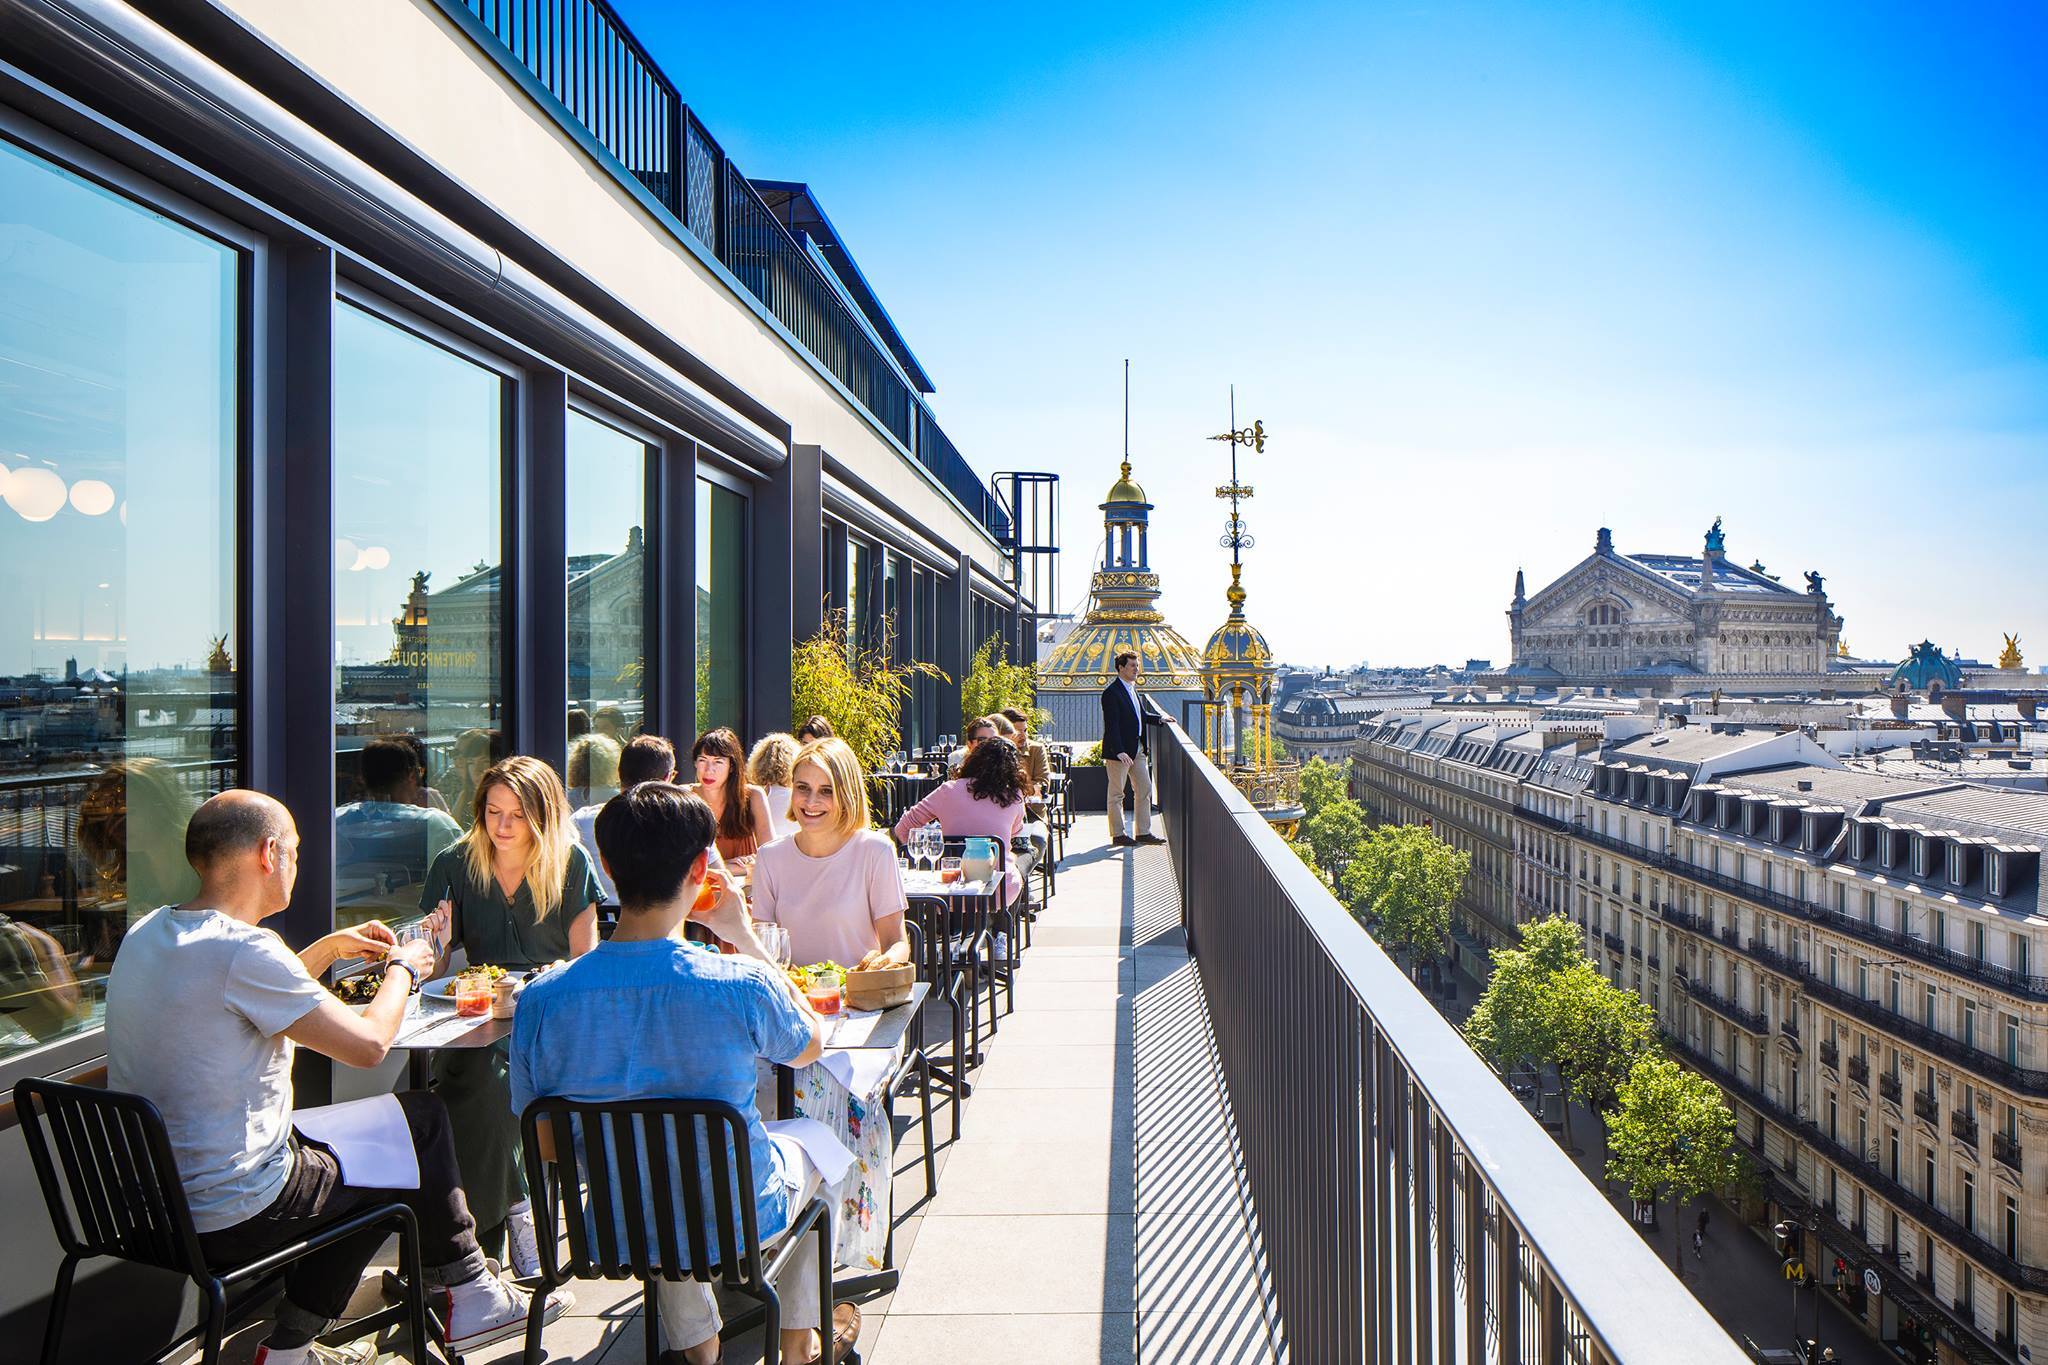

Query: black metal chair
[903,899,974,1142]
[518,1097,832,1365]
[887,919,942,1195]
[13,1077,431,1365]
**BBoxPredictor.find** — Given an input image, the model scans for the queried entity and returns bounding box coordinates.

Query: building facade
[0,0,1046,1353]
[1355,704,2048,1362]
[1484,520,1847,697]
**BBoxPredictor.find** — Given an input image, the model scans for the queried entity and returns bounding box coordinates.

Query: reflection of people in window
[0,912,84,1041]
[566,732,620,809]
[337,738,463,893]
[435,729,503,828]
[592,703,627,743]
[398,733,453,814]
[76,758,200,922]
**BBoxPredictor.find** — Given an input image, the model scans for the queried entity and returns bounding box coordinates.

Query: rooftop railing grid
[446,0,1011,543]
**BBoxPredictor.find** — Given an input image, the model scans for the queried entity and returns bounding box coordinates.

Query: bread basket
[842,962,915,1010]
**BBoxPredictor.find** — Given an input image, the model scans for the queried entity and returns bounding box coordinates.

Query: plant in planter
[789,611,946,774]
[960,636,1044,731]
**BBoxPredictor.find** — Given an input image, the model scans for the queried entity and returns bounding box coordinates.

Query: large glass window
[565,412,648,805]
[694,476,745,734]
[0,141,239,1064]
[332,303,504,928]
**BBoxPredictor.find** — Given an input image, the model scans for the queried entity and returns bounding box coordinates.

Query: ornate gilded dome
[1104,460,1148,506]
[1204,614,1272,671]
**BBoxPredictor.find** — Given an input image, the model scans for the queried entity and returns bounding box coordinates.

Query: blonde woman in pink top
[891,738,1026,904]
[750,738,910,969]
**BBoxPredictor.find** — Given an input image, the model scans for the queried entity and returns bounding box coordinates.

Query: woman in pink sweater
[892,738,1027,904]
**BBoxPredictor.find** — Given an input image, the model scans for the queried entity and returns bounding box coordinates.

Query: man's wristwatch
[384,958,422,994]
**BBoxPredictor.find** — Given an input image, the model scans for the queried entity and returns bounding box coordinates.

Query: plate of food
[327,971,386,1010]
[421,963,505,1001]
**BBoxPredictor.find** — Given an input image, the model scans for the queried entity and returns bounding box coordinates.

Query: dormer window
[1878,827,1899,871]
[1913,834,1938,881]
[1990,850,2008,899]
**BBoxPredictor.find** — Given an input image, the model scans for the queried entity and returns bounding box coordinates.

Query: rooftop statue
[2000,633,2024,671]
[1704,516,1725,554]
[1804,570,1825,596]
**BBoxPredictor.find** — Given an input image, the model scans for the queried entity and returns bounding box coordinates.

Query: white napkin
[764,1116,856,1186]
[293,1094,421,1189]
[820,1047,896,1100]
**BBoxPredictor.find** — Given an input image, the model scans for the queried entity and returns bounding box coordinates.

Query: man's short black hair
[359,737,418,795]
[1114,651,1138,669]
[592,782,716,910]
[186,791,291,870]
[617,734,677,788]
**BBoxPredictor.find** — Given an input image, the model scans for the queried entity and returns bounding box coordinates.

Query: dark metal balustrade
[1994,1131,2022,1170]
[1149,704,1744,1365]
[443,0,1012,542]
[1913,1090,1939,1125]
[1682,978,1769,1035]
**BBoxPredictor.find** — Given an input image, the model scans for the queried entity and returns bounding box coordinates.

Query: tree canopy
[1604,1053,1744,1273]
[1343,823,1466,968]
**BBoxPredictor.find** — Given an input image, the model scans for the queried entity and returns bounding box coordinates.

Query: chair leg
[200,1281,228,1365]
[38,1256,76,1365]
[816,1221,834,1361]
[521,1275,549,1365]
[392,1209,430,1365]
[761,1288,782,1365]
[642,1278,660,1362]
[919,1064,937,1196]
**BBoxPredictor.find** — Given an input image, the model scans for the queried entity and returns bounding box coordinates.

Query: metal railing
[1148,703,1744,1365]
[1681,978,1769,1035]
[445,0,1012,542]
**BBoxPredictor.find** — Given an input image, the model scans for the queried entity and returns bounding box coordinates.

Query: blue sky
[618,1,2048,669]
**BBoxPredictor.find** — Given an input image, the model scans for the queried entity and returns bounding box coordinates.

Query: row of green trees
[1291,758,1469,984]
[1466,917,1746,1276]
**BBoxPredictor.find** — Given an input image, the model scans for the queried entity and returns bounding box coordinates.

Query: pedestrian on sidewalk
[1695,1206,1710,1237]
[1692,1226,1704,1260]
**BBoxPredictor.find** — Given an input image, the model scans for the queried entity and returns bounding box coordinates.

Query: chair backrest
[520,1096,763,1290]
[13,1077,208,1280]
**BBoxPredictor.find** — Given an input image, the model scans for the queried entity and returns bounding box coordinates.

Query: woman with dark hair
[686,727,775,868]
[891,736,1026,904]
[794,714,835,742]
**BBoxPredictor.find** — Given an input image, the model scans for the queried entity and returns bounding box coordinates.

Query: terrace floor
[199,814,1284,1364]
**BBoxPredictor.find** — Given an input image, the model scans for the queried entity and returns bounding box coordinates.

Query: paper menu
[293,1094,421,1190]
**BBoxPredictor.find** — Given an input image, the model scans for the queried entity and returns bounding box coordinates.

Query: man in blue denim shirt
[510,784,838,1364]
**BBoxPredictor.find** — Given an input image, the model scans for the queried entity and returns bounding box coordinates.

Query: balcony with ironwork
[1880,1071,1904,1103]
[1913,1089,1939,1126]
[1994,1131,2023,1171]
[1847,1053,1870,1085]
[1682,977,1770,1035]
[1952,1110,1979,1148]
[1819,1038,1839,1071]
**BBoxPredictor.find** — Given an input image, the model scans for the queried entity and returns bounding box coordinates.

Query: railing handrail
[1150,702,1745,1364]
[441,0,1011,543]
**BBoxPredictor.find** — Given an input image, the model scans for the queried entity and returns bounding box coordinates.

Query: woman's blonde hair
[790,738,868,840]
[462,755,576,920]
[747,732,800,790]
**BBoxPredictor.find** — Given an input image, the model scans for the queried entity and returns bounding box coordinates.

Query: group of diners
[102,708,1054,1365]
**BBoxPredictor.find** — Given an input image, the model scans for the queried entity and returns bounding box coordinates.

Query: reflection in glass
[333,303,504,927]
[694,478,746,734]
[566,412,647,805]
[0,141,239,1063]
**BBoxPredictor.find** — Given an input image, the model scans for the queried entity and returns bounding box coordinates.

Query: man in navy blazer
[1099,651,1161,846]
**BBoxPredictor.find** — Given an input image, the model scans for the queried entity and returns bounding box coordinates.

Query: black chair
[14,1077,431,1365]
[519,1097,832,1365]
[887,919,942,1196]
[903,899,974,1143]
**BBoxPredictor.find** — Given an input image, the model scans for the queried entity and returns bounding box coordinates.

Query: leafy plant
[1342,823,1467,980]
[789,611,946,774]
[960,636,1042,730]
[1297,756,1351,820]
[1604,1053,1743,1277]
[1300,797,1368,882]
[1074,741,1104,766]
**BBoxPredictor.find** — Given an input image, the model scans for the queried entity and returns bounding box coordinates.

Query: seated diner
[751,737,911,969]
[747,731,803,842]
[893,735,1027,905]
[421,755,603,1274]
[687,726,775,870]
[510,783,858,1364]
[105,790,565,1363]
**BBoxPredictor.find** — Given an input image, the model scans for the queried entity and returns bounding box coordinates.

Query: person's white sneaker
[250,1341,376,1365]
[505,1198,543,1278]
[441,1269,571,1353]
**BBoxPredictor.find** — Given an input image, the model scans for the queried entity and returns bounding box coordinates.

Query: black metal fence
[1147,705,1746,1365]
[447,0,1011,542]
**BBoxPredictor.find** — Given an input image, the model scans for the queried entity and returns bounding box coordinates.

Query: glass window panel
[694,477,745,734]
[332,304,504,930]
[565,412,648,805]
[0,142,239,1064]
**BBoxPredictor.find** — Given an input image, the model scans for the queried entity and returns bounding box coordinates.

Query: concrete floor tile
[1022,954,1134,981]
[1135,1142,1246,1215]
[1139,1309,1281,1364]
[973,1041,1131,1089]
[870,1312,1136,1365]
[928,1137,1132,1215]
[955,1084,1129,1146]
[1018,977,1134,1010]
[889,1214,1136,1314]
[988,1007,1132,1045]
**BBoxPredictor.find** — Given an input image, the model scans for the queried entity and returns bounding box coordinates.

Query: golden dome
[1104,460,1148,505]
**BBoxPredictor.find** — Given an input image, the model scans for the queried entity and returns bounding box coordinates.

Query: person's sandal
[832,1302,864,1362]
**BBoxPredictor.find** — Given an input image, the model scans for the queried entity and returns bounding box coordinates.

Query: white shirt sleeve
[225,933,328,1037]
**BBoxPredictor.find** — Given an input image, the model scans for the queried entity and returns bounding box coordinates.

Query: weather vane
[1207,387,1265,565]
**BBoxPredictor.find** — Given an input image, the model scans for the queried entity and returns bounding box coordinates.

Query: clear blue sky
[617,0,2048,669]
